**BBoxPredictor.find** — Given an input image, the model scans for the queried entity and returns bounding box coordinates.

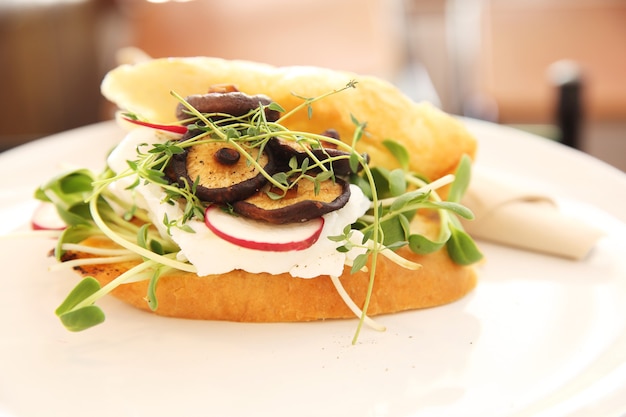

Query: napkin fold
[461,168,605,260]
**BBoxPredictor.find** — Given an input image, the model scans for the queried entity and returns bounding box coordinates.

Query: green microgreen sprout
[31,80,481,342]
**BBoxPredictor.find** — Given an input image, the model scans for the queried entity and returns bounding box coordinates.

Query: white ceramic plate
[1,120,625,417]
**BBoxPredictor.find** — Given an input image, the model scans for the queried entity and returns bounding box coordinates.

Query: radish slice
[121,116,188,135]
[204,206,324,252]
[31,202,66,231]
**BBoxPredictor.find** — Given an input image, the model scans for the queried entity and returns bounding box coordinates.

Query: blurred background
[1,0,625,170]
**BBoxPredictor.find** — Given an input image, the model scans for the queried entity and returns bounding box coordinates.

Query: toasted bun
[63,233,477,322]
[78,57,479,323]
[101,57,476,180]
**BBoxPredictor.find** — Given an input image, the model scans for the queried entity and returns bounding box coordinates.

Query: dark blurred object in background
[548,60,584,149]
[0,0,103,151]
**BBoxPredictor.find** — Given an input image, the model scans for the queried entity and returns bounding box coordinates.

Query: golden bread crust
[63,236,477,322]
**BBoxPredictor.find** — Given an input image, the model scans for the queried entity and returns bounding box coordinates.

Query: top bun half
[101,57,476,181]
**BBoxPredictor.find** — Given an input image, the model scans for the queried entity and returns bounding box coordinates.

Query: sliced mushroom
[319,128,341,146]
[176,91,280,122]
[266,136,366,176]
[232,177,351,224]
[167,142,277,203]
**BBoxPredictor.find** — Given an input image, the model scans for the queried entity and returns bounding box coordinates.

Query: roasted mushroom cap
[232,177,351,224]
[176,91,280,122]
[167,142,276,203]
[266,136,365,176]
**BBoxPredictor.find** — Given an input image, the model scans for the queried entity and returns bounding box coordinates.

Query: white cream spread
[106,127,371,278]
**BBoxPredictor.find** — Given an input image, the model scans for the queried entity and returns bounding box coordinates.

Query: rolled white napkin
[461,167,605,260]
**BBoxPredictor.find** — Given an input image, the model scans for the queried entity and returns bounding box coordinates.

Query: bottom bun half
[61,236,477,323]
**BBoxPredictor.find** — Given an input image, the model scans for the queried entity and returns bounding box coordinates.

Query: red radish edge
[122,116,188,135]
[31,202,66,231]
[204,206,324,252]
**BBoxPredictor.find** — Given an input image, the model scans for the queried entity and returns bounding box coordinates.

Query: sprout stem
[329,275,386,332]
[89,197,197,273]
